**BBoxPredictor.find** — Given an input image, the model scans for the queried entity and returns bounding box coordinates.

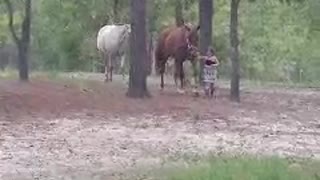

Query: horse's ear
[196,25,200,31]
[183,24,191,31]
[125,24,131,33]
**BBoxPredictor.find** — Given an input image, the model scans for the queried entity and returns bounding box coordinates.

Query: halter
[186,38,199,57]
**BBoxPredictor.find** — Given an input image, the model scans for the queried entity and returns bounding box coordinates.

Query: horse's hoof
[192,88,200,97]
[159,88,164,94]
[193,91,200,97]
[177,88,185,94]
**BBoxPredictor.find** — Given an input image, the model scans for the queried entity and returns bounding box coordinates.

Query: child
[198,47,220,98]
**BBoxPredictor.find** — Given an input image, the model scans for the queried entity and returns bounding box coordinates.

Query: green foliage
[165,156,320,180]
[1,0,318,84]
[0,5,22,45]
[240,0,312,82]
[309,0,320,32]
[32,0,130,71]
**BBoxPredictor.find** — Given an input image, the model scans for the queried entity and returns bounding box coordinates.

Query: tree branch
[3,0,21,45]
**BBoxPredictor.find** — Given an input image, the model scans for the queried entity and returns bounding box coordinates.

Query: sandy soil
[0,73,320,180]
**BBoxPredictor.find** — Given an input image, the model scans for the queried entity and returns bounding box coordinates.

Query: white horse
[97,24,131,82]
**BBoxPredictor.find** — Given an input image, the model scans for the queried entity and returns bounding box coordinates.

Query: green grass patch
[217,78,320,90]
[162,156,320,180]
[0,68,18,80]
[0,70,103,92]
[0,69,60,81]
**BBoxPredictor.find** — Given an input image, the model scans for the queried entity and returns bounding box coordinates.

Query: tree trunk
[113,0,119,23]
[20,0,32,81]
[147,1,157,75]
[199,0,213,85]
[146,33,153,76]
[175,0,184,26]
[230,0,241,102]
[4,0,32,81]
[127,0,150,98]
[146,3,153,76]
[17,44,29,81]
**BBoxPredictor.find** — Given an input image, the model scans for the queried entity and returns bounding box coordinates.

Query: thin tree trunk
[230,0,241,102]
[17,44,28,81]
[146,33,153,76]
[147,1,157,75]
[4,0,32,81]
[146,3,152,76]
[127,0,150,98]
[175,0,184,26]
[199,0,213,85]
[113,0,119,23]
[20,0,31,81]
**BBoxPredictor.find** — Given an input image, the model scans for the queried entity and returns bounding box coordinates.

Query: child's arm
[214,58,220,66]
[199,56,207,60]
[197,55,207,60]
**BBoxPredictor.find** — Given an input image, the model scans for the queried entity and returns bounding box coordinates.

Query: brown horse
[155,24,200,93]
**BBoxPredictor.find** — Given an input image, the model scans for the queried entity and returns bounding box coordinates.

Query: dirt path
[0,73,320,179]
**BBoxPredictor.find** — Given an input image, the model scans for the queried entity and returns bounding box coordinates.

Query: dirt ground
[1,73,320,180]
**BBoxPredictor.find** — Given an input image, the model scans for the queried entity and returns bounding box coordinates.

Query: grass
[159,156,320,180]
[218,77,320,90]
[1,70,320,90]
[0,69,103,93]
[0,68,60,80]
[0,68,18,80]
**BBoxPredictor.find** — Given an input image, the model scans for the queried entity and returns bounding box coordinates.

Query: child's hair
[207,47,215,56]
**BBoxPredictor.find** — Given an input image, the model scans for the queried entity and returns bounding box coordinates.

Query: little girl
[198,47,220,98]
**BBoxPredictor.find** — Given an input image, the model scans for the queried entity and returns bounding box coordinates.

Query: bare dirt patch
[1,74,320,179]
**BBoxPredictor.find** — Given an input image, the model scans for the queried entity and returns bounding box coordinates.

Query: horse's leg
[179,61,185,90]
[190,60,199,94]
[109,53,113,82]
[175,60,185,94]
[120,54,126,80]
[104,53,109,82]
[160,73,164,90]
[174,60,179,88]
[160,62,165,90]
[174,73,178,87]
[191,60,198,86]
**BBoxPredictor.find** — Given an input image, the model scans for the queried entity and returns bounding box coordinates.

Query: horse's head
[183,24,200,62]
[119,24,131,43]
[185,25,200,47]
[124,24,131,33]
